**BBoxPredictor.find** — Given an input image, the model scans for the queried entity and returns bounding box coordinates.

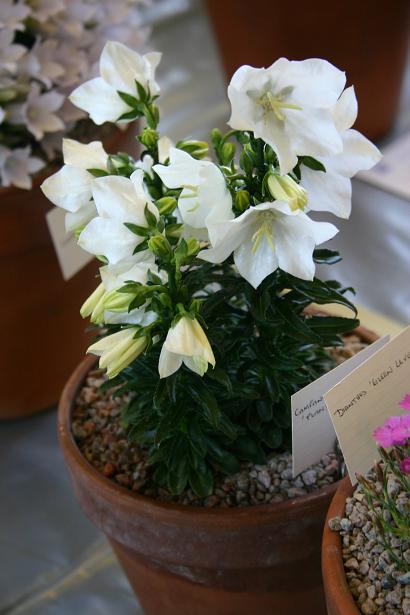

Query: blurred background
[1,0,409,613]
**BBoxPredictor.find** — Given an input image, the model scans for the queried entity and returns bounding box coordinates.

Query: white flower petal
[63,139,108,170]
[234,232,279,288]
[69,77,130,125]
[333,86,358,133]
[65,202,97,232]
[100,41,146,95]
[329,129,382,177]
[301,166,352,219]
[92,175,147,225]
[158,345,182,378]
[41,165,92,212]
[79,217,140,263]
[153,147,202,188]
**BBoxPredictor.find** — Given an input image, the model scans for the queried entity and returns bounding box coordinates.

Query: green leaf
[313,249,342,265]
[135,81,148,102]
[189,466,214,497]
[124,222,150,237]
[144,204,158,228]
[117,91,139,107]
[87,168,108,178]
[300,156,326,172]
[234,436,266,464]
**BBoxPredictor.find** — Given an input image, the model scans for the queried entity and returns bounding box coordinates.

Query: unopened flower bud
[156,196,177,215]
[220,141,236,164]
[178,140,209,159]
[103,289,135,313]
[268,172,308,212]
[148,234,172,260]
[139,128,159,149]
[80,283,105,319]
[186,238,200,257]
[211,128,222,147]
[234,189,250,213]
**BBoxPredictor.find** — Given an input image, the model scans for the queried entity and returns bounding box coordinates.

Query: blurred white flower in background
[0,0,151,189]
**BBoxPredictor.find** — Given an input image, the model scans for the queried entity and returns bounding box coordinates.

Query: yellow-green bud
[156,196,177,215]
[103,289,135,313]
[220,142,236,164]
[267,173,308,212]
[234,190,250,213]
[80,283,105,319]
[148,234,173,260]
[139,128,159,149]
[211,128,222,147]
[186,238,200,257]
[178,140,209,159]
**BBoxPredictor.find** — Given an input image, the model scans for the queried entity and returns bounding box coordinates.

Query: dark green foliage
[108,252,358,498]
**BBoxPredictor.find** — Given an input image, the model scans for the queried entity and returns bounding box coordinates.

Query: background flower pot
[58,324,376,615]
[0,125,137,419]
[322,476,359,615]
[205,0,410,141]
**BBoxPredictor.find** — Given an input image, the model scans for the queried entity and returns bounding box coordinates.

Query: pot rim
[58,324,377,526]
[322,476,360,614]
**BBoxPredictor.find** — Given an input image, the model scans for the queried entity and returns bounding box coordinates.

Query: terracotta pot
[0,125,137,419]
[322,477,359,615]
[205,0,410,140]
[58,325,376,615]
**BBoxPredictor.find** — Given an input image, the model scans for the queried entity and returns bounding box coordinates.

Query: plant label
[324,326,410,483]
[46,207,93,281]
[291,335,390,477]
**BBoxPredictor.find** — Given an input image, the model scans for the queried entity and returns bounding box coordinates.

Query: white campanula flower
[135,135,173,178]
[0,145,44,190]
[159,316,215,379]
[41,138,108,232]
[0,29,26,73]
[78,169,159,264]
[8,82,64,140]
[0,0,30,32]
[153,147,233,242]
[199,201,338,288]
[88,327,148,379]
[228,58,346,175]
[81,252,160,326]
[70,41,161,125]
[299,87,382,219]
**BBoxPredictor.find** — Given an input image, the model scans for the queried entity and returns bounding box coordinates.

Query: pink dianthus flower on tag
[399,393,410,411]
[373,414,410,448]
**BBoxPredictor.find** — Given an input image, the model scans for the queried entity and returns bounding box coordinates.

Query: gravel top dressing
[72,335,365,508]
[328,472,410,615]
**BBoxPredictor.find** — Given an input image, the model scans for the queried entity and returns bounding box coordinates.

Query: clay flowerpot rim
[59,323,376,528]
[322,476,360,615]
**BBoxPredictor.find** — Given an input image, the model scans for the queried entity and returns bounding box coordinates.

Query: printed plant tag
[358,131,410,201]
[324,326,410,483]
[46,207,93,281]
[291,335,389,477]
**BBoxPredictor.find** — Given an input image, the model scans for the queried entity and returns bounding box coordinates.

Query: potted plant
[323,398,410,615]
[47,42,382,614]
[0,0,149,418]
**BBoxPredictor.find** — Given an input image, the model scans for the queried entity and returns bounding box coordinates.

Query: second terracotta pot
[322,477,359,615]
[58,325,376,615]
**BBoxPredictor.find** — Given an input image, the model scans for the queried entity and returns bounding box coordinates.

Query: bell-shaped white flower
[88,327,147,379]
[78,169,158,264]
[153,148,233,243]
[0,145,44,190]
[300,87,382,219]
[8,82,64,140]
[41,138,108,232]
[70,41,161,125]
[228,58,346,174]
[200,201,338,288]
[159,316,215,379]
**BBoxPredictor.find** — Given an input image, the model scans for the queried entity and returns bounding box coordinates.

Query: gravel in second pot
[328,471,410,615]
[72,335,366,508]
